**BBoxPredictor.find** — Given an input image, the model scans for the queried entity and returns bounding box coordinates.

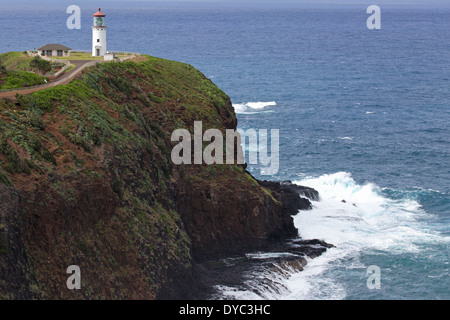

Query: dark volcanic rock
[193,237,334,299]
[257,179,319,214]
[288,239,336,259]
[176,168,298,261]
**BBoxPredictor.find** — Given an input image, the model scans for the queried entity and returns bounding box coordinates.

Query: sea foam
[233,101,277,114]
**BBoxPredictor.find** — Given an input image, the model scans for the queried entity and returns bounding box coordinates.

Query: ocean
[0,1,448,300]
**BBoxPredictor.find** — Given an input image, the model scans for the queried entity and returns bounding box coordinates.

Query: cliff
[0,54,315,299]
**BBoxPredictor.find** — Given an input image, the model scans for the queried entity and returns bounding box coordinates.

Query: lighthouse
[92,8,107,57]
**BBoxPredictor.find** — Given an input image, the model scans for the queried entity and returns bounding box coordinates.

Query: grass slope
[0,52,50,89]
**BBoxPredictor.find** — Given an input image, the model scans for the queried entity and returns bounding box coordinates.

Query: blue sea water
[0,1,448,300]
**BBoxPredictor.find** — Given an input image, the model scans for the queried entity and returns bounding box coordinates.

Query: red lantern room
[93,8,106,26]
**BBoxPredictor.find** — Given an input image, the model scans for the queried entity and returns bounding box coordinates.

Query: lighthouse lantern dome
[93,8,106,26]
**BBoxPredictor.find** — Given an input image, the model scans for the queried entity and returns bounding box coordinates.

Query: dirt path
[0,60,99,101]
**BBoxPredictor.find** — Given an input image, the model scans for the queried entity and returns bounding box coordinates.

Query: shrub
[41,147,56,165]
[19,108,45,130]
[68,132,92,152]
[0,136,31,174]
[148,92,162,104]
[0,168,11,186]
[16,92,52,112]
[27,135,42,152]
[0,71,47,90]
[30,56,51,74]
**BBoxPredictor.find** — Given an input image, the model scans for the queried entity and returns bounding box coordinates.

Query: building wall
[104,53,114,61]
[38,50,70,57]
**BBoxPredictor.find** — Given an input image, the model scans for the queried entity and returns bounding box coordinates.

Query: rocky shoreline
[181,180,334,300]
[192,238,334,299]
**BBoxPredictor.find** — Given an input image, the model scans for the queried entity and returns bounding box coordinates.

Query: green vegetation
[1,53,233,183]
[0,52,66,74]
[0,167,11,186]
[0,53,52,90]
[0,71,48,90]
[29,56,52,74]
[0,52,34,72]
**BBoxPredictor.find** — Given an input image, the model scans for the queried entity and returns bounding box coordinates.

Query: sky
[0,0,447,7]
[0,0,448,14]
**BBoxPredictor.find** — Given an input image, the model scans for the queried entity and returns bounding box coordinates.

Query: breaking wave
[233,101,277,114]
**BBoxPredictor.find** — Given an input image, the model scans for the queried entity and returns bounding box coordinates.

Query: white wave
[233,101,277,114]
[232,103,248,114]
[366,111,375,114]
[245,252,298,260]
[292,172,440,252]
[282,254,347,300]
[214,285,264,300]
[338,137,353,140]
[246,101,277,109]
[215,171,448,300]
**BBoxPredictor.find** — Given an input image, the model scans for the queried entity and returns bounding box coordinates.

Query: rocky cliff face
[0,54,317,299]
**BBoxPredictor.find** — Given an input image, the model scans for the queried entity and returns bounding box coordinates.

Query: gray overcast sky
[0,0,444,4]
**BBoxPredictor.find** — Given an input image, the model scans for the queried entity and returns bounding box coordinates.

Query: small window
[97,39,100,43]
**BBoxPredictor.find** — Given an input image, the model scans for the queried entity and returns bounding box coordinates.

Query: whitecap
[338,137,353,140]
[232,101,277,114]
[245,252,299,260]
[246,101,277,109]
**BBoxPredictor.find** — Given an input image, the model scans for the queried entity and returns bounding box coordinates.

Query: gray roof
[36,44,72,51]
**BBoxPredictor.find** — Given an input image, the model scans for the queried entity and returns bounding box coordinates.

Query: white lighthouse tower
[92,8,107,57]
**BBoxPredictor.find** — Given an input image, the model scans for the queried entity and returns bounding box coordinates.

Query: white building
[92,8,107,57]
[104,52,115,61]
[36,44,72,57]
